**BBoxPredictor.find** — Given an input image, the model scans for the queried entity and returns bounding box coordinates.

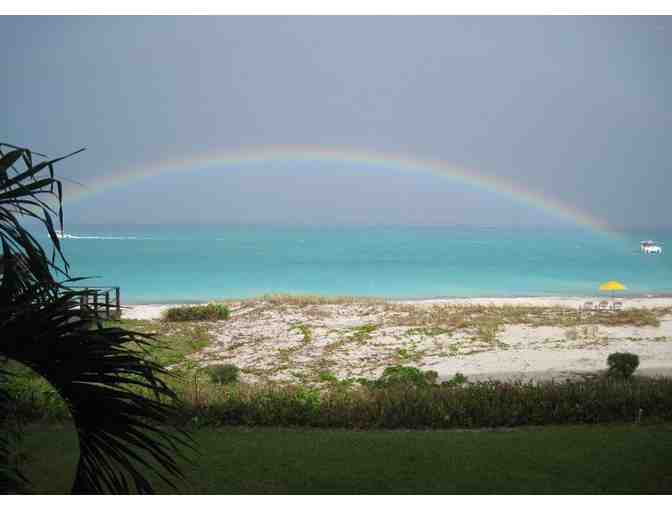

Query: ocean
[39,224,672,304]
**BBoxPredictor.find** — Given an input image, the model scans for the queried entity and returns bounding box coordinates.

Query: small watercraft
[640,240,662,254]
[56,230,74,240]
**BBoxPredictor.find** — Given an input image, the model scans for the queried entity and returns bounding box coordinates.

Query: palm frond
[1,144,194,494]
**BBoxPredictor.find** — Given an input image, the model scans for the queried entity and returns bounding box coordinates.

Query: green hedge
[6,362,672,430]
[180,376,672,429]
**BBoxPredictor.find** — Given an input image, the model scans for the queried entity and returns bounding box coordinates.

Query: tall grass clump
[163,303,230,322]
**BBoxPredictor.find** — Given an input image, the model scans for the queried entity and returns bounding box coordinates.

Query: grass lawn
[19,423,672,494]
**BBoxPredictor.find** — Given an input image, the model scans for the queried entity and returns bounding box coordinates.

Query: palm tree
[0,143,193,494]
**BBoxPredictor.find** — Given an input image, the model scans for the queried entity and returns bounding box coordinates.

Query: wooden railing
[69,286,121,319]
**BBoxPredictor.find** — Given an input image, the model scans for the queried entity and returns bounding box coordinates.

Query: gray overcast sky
[2,16,670,227]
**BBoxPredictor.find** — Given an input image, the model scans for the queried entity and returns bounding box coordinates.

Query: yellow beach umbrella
[599,280,626,299]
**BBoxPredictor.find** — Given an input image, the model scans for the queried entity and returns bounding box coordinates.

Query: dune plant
[206,364,240,385]
[607,352,640,379]
[441,372,468,387]
[370,366,433,388]
[0,143,192,494]
[163,303,230,322]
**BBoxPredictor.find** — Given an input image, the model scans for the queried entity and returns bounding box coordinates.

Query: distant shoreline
[121,294,672,320]
[121,292,672,307]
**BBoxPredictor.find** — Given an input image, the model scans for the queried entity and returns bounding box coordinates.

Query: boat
[56,230,74,240]
[640,240,662,254]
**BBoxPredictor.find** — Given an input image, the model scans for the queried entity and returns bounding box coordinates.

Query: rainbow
[64,145,618,237]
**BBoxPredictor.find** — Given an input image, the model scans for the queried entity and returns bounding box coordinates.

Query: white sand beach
[122,296,672,383]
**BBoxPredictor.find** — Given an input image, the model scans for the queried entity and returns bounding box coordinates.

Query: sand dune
[122,297,672,383]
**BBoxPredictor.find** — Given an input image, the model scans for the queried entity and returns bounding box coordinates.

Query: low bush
[373,366,430,388]
[607,352,640,379]
[356,366,439,389]
[441,372,468,387]
[163,303,230,322]
[206,364,240,385]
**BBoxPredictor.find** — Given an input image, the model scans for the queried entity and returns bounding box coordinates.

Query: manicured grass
[20,423,672,494]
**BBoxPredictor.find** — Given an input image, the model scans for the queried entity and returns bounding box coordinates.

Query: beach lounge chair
[582,301,594,311]
[612,301,623,311]
[598,301,610,311]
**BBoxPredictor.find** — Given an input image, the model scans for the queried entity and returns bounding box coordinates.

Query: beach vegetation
[0,144,191,494]
[11,369,672,430]
[441,372,469,386]
[323,324,378,354]
[163,303,230,322]
[473,320,502,344]
[372,366,431,388]
[423,370,439,384]
[386,304,661,330]
[395,348,411,361]
[350,324,378,343]
[405,326,452,337]
[318,371,338,383]
[206,364,240,385]
[289,323,312,344]
[607,353,640,379]
[257,294,384,306]
[162,375,672,430]
[102,319,214,367]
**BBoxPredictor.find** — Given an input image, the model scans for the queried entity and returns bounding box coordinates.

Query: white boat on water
[640,240,662,254]
[56,230,74,240]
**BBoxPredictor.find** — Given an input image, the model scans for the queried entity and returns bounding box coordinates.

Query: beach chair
[612,301,623,311]
[598,301,610,312]
[582,301,594,311]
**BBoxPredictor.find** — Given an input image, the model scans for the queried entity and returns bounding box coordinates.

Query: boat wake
[57,233,139,240]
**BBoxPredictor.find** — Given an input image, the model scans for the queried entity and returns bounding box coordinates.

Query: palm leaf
[1,143,195,494]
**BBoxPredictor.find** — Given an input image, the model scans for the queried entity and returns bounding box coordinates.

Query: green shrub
[163,303,230,322]
[607,352,640,379]
[319,371,338,383]
[374,366,431,388]
[206,364,240,385]
[441,372,468,387]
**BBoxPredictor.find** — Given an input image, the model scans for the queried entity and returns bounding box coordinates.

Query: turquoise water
[40,225,672,304]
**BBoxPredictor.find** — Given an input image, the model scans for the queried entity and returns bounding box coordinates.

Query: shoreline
[122,295,672,320]
[120,292,672,307]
